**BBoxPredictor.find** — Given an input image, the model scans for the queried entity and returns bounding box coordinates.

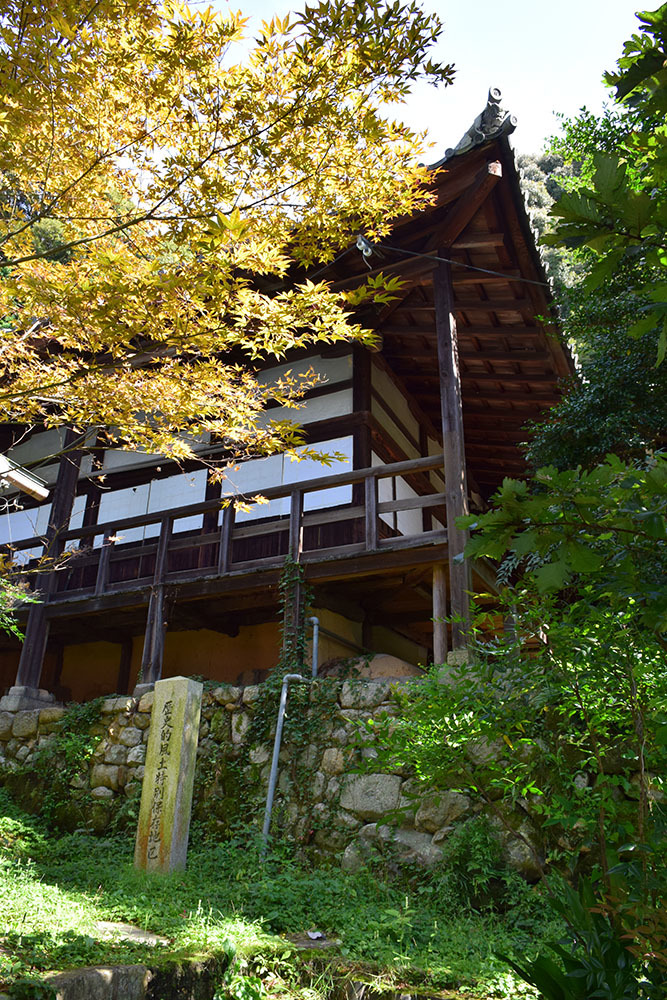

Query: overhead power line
[368,241,550,289]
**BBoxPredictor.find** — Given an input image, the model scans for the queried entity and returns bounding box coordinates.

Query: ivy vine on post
[279,555,311,672]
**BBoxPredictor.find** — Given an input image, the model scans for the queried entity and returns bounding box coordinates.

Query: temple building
[0,91,573,707]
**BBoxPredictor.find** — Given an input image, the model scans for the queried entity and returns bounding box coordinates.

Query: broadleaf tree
[366,7,667,990]
[0,0,454,463]
[518,144,666,472]
[541,3,667,362]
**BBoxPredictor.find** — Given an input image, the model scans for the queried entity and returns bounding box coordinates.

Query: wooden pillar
[352,346,372,543]
[419,426,434,532]
[432,563,448,664]
[116,638,133,695]
[433,259,470,648]
[361,615,373,652]
[139,518,172,687]
[15,432,82,691]
[364,474,378,552]
[352,346,372,469]
[282,491,304,657]
[200,472,221,569]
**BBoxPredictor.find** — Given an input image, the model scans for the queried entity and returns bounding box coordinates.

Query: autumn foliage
[0,0,453,459]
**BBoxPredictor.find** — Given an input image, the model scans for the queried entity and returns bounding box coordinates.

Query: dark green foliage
[6,979,57,1000]
[501,881,658,1000]
[0,577,38,641]
[462,454,667,633]
[518,124,666,470]
[517,152,581,289]
[368,602,667,991]
[518,152,577,236]
[30,217,73,263]
[522,8,667,471]
[7,699,104,827]
[525,266,667,470]
[543,5,667,363]
[421,816,525,914]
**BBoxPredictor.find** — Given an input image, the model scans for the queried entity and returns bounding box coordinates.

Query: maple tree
[0,0,453,462]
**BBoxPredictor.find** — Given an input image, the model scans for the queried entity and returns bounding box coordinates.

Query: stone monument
[134,675,203,873]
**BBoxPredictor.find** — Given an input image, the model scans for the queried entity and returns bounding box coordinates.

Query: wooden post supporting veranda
[138,517,172,689]
[433,259,471,649]
[14,432,82,694]
[432,563,448,664]
[280,489,304,658]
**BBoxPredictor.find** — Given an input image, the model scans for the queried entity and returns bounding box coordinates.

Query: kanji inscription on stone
[134,675,203,873]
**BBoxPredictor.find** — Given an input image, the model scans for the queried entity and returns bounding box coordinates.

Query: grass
[0,790,553,998]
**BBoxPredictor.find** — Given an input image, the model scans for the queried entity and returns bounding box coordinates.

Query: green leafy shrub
[7,699,103,828]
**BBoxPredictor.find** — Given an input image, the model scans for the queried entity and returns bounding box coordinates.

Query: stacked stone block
[0,678,541,877]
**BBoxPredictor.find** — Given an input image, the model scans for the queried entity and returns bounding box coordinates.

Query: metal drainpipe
[261,672,307,857]
[308,616,319,678]
[259,620,319,856]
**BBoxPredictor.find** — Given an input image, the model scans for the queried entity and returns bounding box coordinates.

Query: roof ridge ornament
[433,87,518,167]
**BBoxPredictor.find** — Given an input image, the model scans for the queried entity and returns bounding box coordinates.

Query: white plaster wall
[8,430,95,486]
[257,353,353,428]
[395,477,423,537]
[8,429,66,467]
[97,483,150,544]
[219,454,288,522]
[371,365,420,459]
[258,353,352,390]
[220,436,354,523]
[371,452,425,538]
[69,494,86,530]
[0,501,52,561]
[258,388,353,428]
[373,451,395,533]
[102,432,212,473]
[96,471,208,543]
[283,437,353,512]
[147,470,207,535]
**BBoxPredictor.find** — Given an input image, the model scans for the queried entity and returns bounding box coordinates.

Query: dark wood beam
[463,420,534,433]
[392,306,435,315]
[458,332,544,340]
[455,298,531,312]
[433,563,448,664]
[352,346,372,498]
[434,259,470,649]
[460,372,557,384]
[465,429,529,441]
[461,392,560,404]
[461,349,550,362]
[406,371,559,385]
[329,253,433,292]
[414,390,555,406]
[15,431,83,692]
[385,346,550,363]
[383,324,543,338]
[452,231,505,249]
[434,161,503,249]
[451,270,520,285]
[466,442,527,455]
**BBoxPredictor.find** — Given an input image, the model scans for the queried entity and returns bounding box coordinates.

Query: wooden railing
[8,454,447,602]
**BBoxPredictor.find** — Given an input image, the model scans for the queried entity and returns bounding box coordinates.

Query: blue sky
[216,0,643,154]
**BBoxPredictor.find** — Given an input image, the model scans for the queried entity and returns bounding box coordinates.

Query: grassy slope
[0,792,548,998]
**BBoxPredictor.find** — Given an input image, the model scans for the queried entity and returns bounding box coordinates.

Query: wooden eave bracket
[435,161,502,250]
[331,162,503,295]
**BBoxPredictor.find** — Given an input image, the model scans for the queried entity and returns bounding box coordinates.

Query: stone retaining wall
[0,678,541,877]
